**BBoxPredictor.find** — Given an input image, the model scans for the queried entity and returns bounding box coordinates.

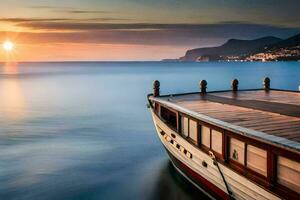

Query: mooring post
[153,80,160,97]
[200,80,207,94]
[263,77,270,91]
[231,79,239,92]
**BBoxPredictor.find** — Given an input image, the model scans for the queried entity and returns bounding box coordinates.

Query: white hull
[151,110,281,200]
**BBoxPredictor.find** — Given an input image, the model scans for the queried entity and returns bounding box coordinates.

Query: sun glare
[3,40,14,52]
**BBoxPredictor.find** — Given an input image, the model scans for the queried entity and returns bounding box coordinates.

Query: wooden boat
[147,78,300,200]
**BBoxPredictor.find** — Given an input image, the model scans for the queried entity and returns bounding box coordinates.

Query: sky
[0,0,300,61]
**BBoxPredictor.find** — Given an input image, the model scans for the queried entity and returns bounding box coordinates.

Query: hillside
[265,33,300,49]
[180,36,282,61]
[246,33,300,61]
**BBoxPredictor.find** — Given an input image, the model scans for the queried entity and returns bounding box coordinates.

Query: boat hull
[165,148,228,200]
[151,110,281,200]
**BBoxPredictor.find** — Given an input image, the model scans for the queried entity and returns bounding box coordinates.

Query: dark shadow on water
[148,161,210,200]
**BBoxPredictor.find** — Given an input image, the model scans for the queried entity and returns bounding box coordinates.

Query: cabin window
[246,145,267,176]
[154,103,160,115]
[230,138,245,164]
[160,106,177,129]
[277,156,300,192]
[200,126,223,155]
[211,130,223,154]
[201,126,210,148]
[189,119,198,144]
[181,116,189,137]
[180,116,198,144]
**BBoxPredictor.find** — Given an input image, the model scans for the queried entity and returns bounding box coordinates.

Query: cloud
[27,6,73,9]
[14,21,300,35]
[0,18,69,23]
[1,23,299,47]
[27,6,110,14]
[64,10,110,14]
[0,17,131,24]
[0,25,300,47]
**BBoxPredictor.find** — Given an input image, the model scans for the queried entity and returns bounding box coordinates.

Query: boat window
[160,106,177,129]
[230,138,245,164]
[181,116,189,137]
[189,119,198,144]
[246,145,267,176]
[277,156,300,192]
[211,130,223,154]
[201,126,210,148]
[154,103,159,115]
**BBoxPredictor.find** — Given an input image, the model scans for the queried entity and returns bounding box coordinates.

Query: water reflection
[2,62,19,75]
[148,161,210,200]
[0,62,26,120]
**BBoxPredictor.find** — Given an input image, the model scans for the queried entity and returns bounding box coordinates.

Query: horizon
[0,0,300,61]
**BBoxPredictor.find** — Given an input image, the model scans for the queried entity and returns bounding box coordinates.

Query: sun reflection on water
[0,62,26,120]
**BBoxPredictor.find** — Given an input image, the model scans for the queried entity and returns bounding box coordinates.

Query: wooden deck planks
[211,90,300,105]
[163,90,300,144]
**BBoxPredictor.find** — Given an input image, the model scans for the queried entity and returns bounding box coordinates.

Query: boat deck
[152,89,300,151]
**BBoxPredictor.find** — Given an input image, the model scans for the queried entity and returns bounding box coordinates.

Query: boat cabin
[149,78,300,199]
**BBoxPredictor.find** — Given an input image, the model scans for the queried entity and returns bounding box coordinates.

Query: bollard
[153,80,160,97]
[231,79,239,92]
[263,77,270,90]
[200,80,207,93]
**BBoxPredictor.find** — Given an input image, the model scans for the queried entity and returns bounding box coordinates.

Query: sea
[0,61,299,200]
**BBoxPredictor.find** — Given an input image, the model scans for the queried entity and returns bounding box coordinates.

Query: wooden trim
[186,137,198,146]
[267,148,275,185]
[178,115,183,135]
[212,151,223,160]
[209,128,212,149]
[154,102,159,115]
[198,120,224,133]
[225,130,268,150]
[228,159,270,187]
[272,147,300,161]
[176,112,180,133]
[200,144,211,154]
[187,118,190,138]
[224,135,229,162]
[197,122,201,146]
[273,184,299,199]
[222,132,227,161]
[244,143,248,166]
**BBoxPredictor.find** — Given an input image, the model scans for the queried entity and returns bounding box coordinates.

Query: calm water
[0,62,299,200]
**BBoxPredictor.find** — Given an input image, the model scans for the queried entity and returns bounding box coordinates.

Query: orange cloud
[0,43,190,61]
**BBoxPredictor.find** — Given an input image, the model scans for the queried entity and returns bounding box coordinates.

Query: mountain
[180,36,282,61]
[246,33,300,61]
[265,33,300,49]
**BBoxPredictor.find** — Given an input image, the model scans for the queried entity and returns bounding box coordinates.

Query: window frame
[179,113,200,145]
[246,144,268,176]
[159,105,179,131]
[229,137,246,165]
[226,131,270,186]
[188,118,199,145]
[271,149,300,197]
[198,121,225,160]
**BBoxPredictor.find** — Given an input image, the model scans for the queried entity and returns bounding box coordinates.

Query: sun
[3,40,14,52]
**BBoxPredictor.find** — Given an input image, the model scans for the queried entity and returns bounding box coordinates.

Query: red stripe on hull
[165,148,230,200]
